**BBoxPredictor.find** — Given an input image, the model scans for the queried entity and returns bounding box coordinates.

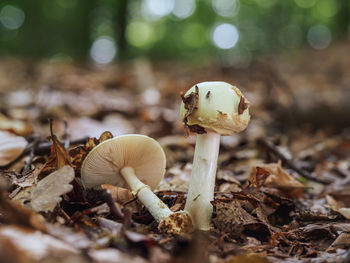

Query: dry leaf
[101,184,137,212]
[0,131,27,166]
[225,254,270,263]
[0,226,78,261]
[101,184,134,204]
[30,165,74,212]
[38,123,72,179]
[88,248,147,263]
[326,195,350,219]
[0,193,46,231]
[249,161,305,198]
[0,113,32,136]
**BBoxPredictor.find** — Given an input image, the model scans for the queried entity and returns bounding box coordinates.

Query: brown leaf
[249,167,270,188]
[0,131,27,166]
[328,232,350,250]
[124,230,156,247]
[249,162,305,198]
[224,254,271,263]
[38,122,72,179]
[101,184,134,204]
[69,131,113,174]
[50,121,72,169]
[0,193,46,231]
[0,113,32,136]
[99,131,113,142]
[30,165,75,212]
[326,195,350,219]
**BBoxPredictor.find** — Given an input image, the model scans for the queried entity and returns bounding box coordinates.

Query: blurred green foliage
[0,0,349,63]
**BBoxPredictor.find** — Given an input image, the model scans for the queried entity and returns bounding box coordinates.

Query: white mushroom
[81,134,192,234]
[180,81,251,230]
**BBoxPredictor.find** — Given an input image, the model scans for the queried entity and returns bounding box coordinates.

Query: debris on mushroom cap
[180,81,251,136]
[81,134,166,190]
[158,211,193,235]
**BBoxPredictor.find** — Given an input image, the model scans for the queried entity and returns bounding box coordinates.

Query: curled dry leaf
[0,131,27,166]
[101,184,137,213]
[249,161,305,198]
[70,130,113,172]
[326,195,350,219]
[30,165,75,212]
[38,125,72,179]
[101,184,134,204]
[0,113,32,136]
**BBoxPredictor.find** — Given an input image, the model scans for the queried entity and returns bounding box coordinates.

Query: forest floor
[1,42,350,263]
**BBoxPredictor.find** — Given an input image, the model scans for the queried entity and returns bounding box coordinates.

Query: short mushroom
[180,81,251,230]
[81,134,192,234]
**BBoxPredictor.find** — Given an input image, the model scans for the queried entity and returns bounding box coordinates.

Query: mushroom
[81,134,192,234]
[180,81,251,230]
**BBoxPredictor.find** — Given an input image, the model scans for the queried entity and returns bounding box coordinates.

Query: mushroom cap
[180,81,250,135]
[81,134,166,190]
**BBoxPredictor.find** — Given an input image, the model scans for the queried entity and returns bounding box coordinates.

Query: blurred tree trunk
[115,0,128,59]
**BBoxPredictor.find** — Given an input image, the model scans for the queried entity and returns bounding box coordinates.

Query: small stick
[0,137,88,170]
[101,189,124,219]
[257,138,332,184]
[63,120,71,150]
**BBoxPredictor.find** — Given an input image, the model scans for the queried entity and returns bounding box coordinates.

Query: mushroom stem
[184,131,221,230]
[120,166,173,223]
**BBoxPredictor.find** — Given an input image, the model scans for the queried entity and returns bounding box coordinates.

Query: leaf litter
[1,44,350,262]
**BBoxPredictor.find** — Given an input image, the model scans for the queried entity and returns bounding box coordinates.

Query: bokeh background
[0,0,349,64]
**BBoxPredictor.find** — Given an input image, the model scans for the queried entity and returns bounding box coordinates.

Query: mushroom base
[158,211,193,235]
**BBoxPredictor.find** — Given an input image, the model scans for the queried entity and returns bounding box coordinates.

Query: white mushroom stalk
[81,134,192,234]
[120,166,172,222]
[180,82,251,230]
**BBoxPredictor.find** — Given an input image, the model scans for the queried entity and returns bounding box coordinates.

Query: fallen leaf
[69,131,113,173]
[38,122,72,179]
[101,184,135,204]
[0,226,78,261]
[0,131,27,166]
[30,165,74,212]
[88,248,147,263]
[326,195,350,219]
[0,192,46,231]
[0,113,32,136]
[249,161,305,198]
[224,254,270,263]
[50,121,72,169]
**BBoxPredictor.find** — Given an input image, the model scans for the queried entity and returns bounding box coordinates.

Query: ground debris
[1,50,350,262]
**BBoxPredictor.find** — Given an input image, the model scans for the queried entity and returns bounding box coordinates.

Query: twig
[0,137,88,170]
[63,120,70,150]
[21,140,39,176]
[101,189,124,219]
[257,138,332,184]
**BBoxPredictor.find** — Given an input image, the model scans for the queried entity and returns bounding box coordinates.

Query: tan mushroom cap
[180,81,250,135]
[81,134,166,190]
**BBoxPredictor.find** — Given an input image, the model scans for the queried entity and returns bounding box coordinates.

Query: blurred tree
[0,0,349,62]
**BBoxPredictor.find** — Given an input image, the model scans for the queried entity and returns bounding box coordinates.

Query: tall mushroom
[180,81,251,230]
[81,134,192,234]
